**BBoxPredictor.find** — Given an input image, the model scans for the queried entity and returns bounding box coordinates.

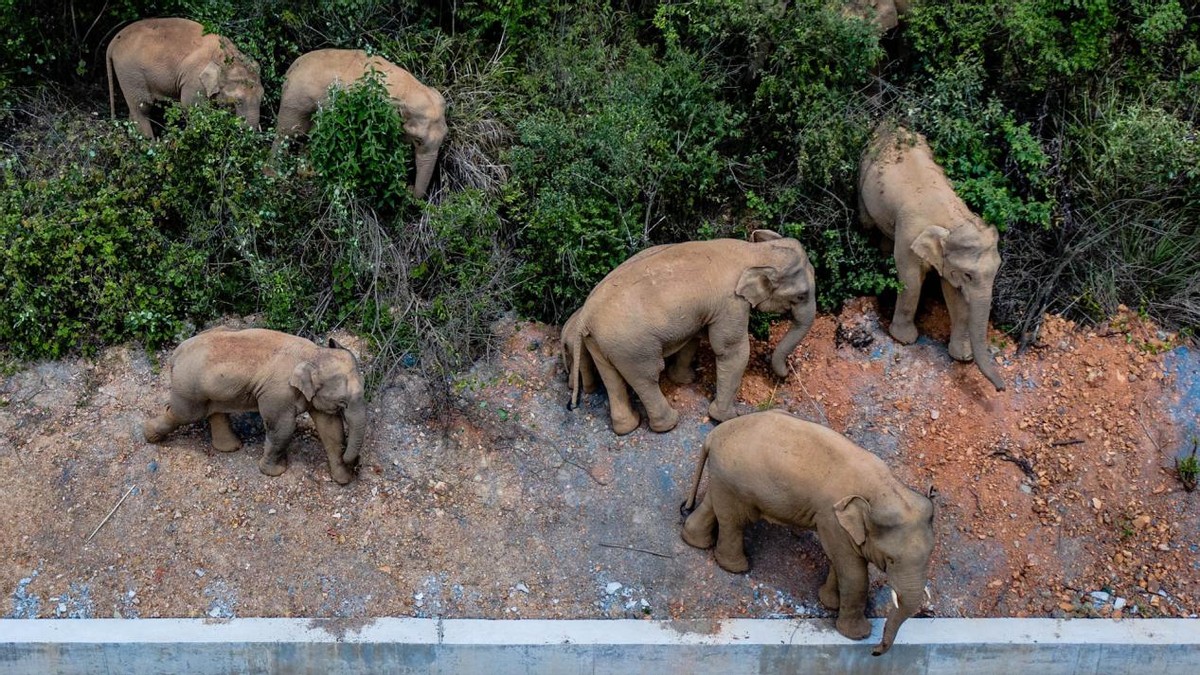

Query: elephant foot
[836,614,872,641]
[714,549,750,574]
[888,322,918,345]
[948,340,973,362]
[142,420,169,444]
[648,407,680,433]
[681,520,716,550]
[328,462,354,485]
[258,456,288,477]
[707,402,739,424]
[611,410,641,436]
[212,437,242,453]
[819,583,840,610]
[666,365,696,385]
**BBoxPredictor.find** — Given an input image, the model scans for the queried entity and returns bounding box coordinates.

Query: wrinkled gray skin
[274,49,448,198]
[143,327,366,485]
[843,0,909,33]
[682,410,935,655]
[564,230,816,435]
[859,123,1006,391]
[107,18,263,137]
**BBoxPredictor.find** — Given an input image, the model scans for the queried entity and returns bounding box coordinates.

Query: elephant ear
[289,361,320,402]
[834,495,871,547]
[198,62,221,97]
[749,229,783,243]
[735,267,777,307]
[910,226,950,276]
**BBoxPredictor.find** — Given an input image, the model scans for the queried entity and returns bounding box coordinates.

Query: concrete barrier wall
[2,618,1198,674]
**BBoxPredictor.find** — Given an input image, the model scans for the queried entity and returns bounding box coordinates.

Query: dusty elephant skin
[274,49,448,198]
[858,123,1006,391]
[106,18,263,137]
[681,410,935,656]
[842,0,909,33]
[563,230,817,435]
[142,327,367,485]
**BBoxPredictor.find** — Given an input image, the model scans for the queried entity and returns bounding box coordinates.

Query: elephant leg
[710,486,752,573]
[707,327,749,423]
[616,353,679,433]
[832,557,872,640]
[208,413,242,452]
[819,566,841,610]
[143,394,207,443]
[123,94,155,138]
[681,493,717,549]
[578,345,599,395]
[587,342,640,435]
[941,277,973,361]
[665,336,700,385]
[258,410,296,477]
[889,254,925,345]
[311,411,354,485]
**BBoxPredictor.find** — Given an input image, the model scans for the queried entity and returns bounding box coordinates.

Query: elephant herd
[106,18,447,197]
[131,7,1006,658]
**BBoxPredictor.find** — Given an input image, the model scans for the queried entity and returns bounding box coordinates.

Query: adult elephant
[106,18,263,137]
[681,410,935,656]
[143,327,367,485]
[564,230,816,435]
[274,49,448,198]
[858,123,1006,391]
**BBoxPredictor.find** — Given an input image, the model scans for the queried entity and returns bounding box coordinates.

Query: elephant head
[911,221,1005,391]
[198,46,264,130]
[398,88,448,198]
[738,230,818,377]
[289,339,367,465]
[834,490,935,656]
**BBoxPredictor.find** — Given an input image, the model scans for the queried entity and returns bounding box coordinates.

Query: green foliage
[0,114,213,357]
[308,71,415,215]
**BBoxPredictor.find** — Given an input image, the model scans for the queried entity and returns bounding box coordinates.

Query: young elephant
[564,231,816,435]
[106,18,263,137]
[858,123,1005,391]
[274,49,448,198]
[682,410,934,656]
[143,328,367,485]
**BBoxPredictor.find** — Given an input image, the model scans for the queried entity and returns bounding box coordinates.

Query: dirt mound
[2,300,1197,624]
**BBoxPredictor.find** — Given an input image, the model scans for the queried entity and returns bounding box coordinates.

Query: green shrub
[308,71,415,215]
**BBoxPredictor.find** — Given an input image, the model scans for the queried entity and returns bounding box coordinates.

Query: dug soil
[3,298,1198,629]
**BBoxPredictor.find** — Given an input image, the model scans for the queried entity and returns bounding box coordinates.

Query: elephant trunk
[873,576,925,656]
[238,100,261,131]
[412,146,439,199]
[968,292,1005,391]
[341,398,367,465]
[770,295,816,378]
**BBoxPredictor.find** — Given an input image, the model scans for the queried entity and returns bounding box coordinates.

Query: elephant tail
[566,325,587,411]
[106,40,116,119]
[680,436,712,518]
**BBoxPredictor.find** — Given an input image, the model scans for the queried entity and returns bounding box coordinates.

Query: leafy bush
[308,70,415,215]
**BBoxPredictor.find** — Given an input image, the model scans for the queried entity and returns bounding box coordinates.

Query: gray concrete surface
[2,617,1198,674]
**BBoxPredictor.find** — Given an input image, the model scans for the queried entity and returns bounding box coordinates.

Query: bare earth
[2,298,1198,628]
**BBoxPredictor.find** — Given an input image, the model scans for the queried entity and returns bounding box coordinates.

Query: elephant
[858,123,1006,391]
[274,49,448,198]
[681,410,935,656]
[564,230,816,435]
[143,327,367,485]
[106,18,263,138]
[843,0,909,33]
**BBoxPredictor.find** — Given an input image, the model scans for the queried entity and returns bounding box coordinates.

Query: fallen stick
[1049,439,1085,447]
[85,485,135,543]
[599,542,674,559]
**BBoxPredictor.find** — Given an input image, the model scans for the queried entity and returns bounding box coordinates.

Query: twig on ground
[85,485,135,543]
[599,542,674,559]
[991,448,1037,481]
[1049,439,1085,447]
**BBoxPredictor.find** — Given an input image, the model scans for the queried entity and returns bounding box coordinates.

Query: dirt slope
[2,299,1197,625]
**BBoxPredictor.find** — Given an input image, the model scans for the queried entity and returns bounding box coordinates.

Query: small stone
[1092,498,1102,510]
[218,486,227,495]
[1019,483,1033,494]
[605,582,623,595]
[1157,543,1170,551]
[195,569,206,578]
[1089,591,1110,603]
[1114,597,1127,610]
[515,583,530,594]
[268,508,276,515]
[930,410,940,421]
